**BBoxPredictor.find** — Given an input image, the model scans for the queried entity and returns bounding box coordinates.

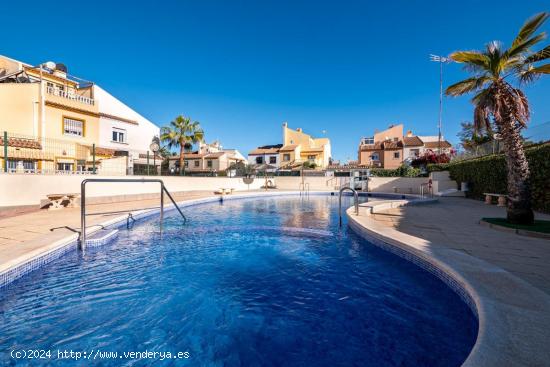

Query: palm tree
[160,115,204,175]
[446,12,550,224]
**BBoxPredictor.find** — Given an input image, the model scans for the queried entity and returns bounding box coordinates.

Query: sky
[2,0,549,162]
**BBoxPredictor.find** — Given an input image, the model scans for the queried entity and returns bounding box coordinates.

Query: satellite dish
[44,61,56,70]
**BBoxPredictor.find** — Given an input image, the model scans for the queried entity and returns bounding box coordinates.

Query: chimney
[296,127,302,132]
[282,122,288,127]
[406,130,413,137]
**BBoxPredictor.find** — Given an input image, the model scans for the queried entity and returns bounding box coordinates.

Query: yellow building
[0,55,103,173]
[279,122,331,169]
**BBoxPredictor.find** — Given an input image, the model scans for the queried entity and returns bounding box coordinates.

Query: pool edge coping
[346,201,550,367]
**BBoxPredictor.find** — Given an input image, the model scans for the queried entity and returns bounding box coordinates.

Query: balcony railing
[46,86,95,106]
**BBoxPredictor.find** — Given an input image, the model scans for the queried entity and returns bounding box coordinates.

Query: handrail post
[80,180,87,250]
[79,178,186,252]
[160,182,164,224]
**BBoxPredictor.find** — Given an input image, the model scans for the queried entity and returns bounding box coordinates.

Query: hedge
[445,143,550,213]
[369,165,423,177]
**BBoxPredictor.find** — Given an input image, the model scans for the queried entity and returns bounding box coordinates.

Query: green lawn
[483,218,550,234]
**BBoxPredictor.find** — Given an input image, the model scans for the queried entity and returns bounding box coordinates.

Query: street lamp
[429,54,453,155]
[149,141,160,175]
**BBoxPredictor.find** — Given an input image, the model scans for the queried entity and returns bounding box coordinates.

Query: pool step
[85,229,119,248]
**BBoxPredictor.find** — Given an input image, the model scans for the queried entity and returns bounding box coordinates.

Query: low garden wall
[0,175,264,207]
[431,143,550,213]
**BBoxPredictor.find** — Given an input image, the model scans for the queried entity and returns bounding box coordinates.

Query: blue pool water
[0,196,477,366]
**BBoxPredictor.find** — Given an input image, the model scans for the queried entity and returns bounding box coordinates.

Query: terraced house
[0,55,159,175]
[168,141,246,175]
[358,124,452,169]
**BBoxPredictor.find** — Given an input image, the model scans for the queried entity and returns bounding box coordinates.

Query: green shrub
[447,143,550,213]
[427,163,450,172]
[369,165,423,178]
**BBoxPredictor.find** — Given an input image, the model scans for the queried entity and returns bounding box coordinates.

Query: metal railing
[80,178,186,250]
[420,182,433,198]
[299,182,310,197]
[46,86,95,105]
[338,186,360,227]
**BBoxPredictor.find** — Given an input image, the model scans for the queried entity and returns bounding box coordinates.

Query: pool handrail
[338,186,360,227]
[80,178,186,250]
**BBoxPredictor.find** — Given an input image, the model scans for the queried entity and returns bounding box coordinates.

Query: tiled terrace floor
[370,197,550,295]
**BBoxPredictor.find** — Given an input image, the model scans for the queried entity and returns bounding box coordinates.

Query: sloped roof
[0,137,41,150]
[204,152,225,158]
[424,141,452,149]
[248,147,280,155]
[403,136,424,147]
[359,142,383,151]
[279,144,299,152]
[301,147,324,153]
[94,147,116,156]
[382,140,403,149]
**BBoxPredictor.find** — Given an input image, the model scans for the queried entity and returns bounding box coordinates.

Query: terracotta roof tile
[248,147,280,155]
[94,147,116,156]
[424,141,452,149]
[402,136,424,147]
[382,140,403,149]
[359,142,383,151]
[279,144,298,152]
[0,137,42,150]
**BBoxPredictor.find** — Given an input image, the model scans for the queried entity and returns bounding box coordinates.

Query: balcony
[46,86,95,106]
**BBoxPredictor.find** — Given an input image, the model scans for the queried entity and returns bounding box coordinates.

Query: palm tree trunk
[500,116,534,224]
[179,147,185,176]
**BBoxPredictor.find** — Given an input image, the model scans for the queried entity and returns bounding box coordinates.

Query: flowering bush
[411,149,451,166]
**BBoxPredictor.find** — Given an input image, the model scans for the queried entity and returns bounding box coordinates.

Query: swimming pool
[0,195,477,366]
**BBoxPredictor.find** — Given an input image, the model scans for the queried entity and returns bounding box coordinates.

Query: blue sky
[2,0,549,162]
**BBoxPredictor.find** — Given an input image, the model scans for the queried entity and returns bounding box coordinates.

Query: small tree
[160,115,204,175]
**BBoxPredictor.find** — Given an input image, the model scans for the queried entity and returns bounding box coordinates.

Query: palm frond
[506,33,547,59]
[445,77,491,96]
[519,63,550,84]
[450,51,490,70]
[511,12,549,49]
[525,45,550,63]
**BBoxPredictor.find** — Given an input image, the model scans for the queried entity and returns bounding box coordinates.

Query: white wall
[0,175,264,207]
[247,154,280,169]
[273,176,431,193]
[94,86,160,154]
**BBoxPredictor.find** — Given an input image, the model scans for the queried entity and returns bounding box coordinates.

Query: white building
[247,144,283,170]
[93,86,160,174]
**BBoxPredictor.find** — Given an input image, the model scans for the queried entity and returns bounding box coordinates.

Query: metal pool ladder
[80,178,187,250]
[299,182,310,197]
[338,186,360,227]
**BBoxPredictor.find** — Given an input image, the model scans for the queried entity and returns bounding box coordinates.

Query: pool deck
[0,191,216,275]
[370,197,550,295]
[347,196,550,367]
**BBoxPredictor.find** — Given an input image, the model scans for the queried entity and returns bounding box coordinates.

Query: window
[307,155,316,161]
[410,149,419,157]
[184,161,189,167]
[269,156,277,164]
[283,154,290,161]
[207,160,213,168]
[8,160,36,171]
[57,163,74,171]
[112,128,126,143]
[362,137,374,145]
[371,153,379,161]
[393,152,400,159]
[63,117,84,137]
[194,160,200,167]
[255,156,264,164]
